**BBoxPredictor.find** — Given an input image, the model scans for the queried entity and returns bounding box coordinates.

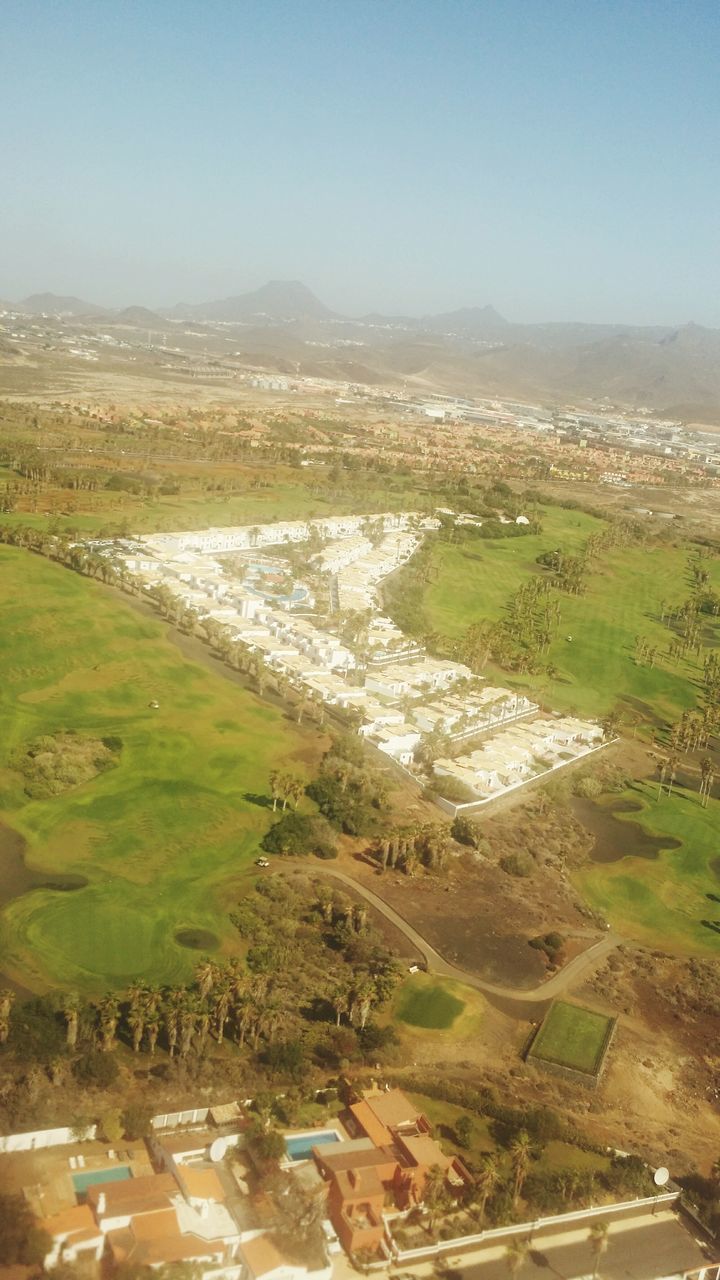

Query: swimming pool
[285,1129,341,1162]
[72,1165,132,1197]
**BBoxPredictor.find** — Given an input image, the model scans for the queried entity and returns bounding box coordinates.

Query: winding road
[294,866,621,1010]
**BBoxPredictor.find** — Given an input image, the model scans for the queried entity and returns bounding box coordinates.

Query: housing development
[104,512,607,809]
[1,1086,716,1279]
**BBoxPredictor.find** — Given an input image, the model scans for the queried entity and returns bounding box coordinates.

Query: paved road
[302,867,621,1007]
[402,1207,713,1280]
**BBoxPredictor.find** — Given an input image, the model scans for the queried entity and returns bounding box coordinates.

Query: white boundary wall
[0,1124,96,1153]
[386,1191,679,1263]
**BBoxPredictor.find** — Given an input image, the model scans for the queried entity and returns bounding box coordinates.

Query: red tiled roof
[87,1171,177,1217]
[364,1088,422,1131]
[348,1100,392,1147]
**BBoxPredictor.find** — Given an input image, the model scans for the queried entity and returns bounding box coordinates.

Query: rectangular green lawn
[528,1000,614,1075]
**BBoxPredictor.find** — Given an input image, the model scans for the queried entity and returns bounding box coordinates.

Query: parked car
[255,857,270,868]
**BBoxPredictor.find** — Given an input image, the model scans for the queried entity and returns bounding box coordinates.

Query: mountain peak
[19,292,106,316]
[172,280,337,323]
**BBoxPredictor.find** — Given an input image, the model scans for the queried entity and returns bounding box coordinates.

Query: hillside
[19,292,106,316]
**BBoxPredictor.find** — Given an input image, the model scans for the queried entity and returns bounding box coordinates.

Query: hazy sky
[3,0,719,324]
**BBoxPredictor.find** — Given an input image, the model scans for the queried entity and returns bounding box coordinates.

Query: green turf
[0,478,419,537]
[0,546,319,993]
[395,977,466,1029]
[415,516,720,722]
[575,781,720,956]
[529,1000,614,1074]
[423,507,602,633]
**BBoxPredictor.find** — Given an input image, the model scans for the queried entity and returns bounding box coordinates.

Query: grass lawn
[419,518,720,723]
[395,976,466,1029]
[423,507,603,634]
[1,476,420,537]
[391,973,483,1038]
[0,547,320,993]
[575,781,720,956]
[405,1090,611,1180]
[528,1000,614,1075]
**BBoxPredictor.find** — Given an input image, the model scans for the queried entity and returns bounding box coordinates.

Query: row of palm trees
[375,822,452,875]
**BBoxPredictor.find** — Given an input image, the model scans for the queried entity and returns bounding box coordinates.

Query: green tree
[0,1193,51,1265]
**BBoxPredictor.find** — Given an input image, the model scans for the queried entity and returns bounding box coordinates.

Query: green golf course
[575,780,720,955]
[0,547,318,993]
[414,514,720,721]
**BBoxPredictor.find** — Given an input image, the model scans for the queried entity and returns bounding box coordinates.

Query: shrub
[72,1050,119,1088]
[121,1103,152,1139]
[573,776,603,800]
[451,814,483,846]
[500,851,534,877]
[262,813,337,858]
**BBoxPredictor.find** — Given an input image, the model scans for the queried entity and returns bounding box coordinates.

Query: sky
[2,0,719,324]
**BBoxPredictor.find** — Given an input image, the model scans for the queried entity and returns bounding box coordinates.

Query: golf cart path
[310,867,620,1005]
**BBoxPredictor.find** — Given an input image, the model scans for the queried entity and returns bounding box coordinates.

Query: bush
[121,1102,152,1139]
[261,813,337,858]
[72,1050,119,1088]
[500,851,534,877]
[573,775,603,800]
[451,814,483,846]
[313,844,338,860]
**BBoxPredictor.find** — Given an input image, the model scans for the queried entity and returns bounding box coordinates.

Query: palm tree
[510,1130,532,1207]
[62,992,81,1049]
[211,975,232,1045]
[97,995,120,1053]
[269,771,281,812]
[475,1153,498,1226]
[504,1237,529,1279]
[422,1163,449,1232]
[195,959,216,1000]
[125,984,148,1053]
[589,1221,610,1279]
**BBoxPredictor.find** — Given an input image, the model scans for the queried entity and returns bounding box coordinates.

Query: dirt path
[308,866,621,1006]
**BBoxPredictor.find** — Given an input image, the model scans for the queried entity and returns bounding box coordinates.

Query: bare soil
[339,794,598,989]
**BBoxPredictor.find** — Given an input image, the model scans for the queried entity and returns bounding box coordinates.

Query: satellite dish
[654,1166,670,1186]
[209,1137,227,1162]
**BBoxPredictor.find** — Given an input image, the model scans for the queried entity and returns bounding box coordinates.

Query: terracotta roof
[364,1088,421,1131]
[242,1233,287,1278]
[396,1133,449,1170]
[39,1204,98,1240]
[180,1167,226,1201]
[348,1100,392,1147]
[317,1145,396,1175]
[88,1171,176,1217]
[108,1210,225,1266]
[335,1166,384,1200]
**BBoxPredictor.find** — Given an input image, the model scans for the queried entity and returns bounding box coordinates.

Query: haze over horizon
[3,0,719,327]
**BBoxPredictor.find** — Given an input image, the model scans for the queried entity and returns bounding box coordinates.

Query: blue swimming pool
[285,1129,341,1162]
[72,1165,132,1197]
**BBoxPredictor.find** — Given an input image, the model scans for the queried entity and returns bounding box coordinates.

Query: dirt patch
[570,794,683,863]
[341,794,601,989]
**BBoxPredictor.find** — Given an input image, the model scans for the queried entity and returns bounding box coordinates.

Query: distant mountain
[19,292,106,316]
[112,305,168,326]
[421,304,509,337]
[168,280,337,323]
